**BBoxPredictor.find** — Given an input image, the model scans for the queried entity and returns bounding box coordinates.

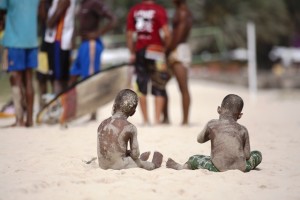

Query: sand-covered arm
[129,125,140,160]
[197,122,210,143]
[243,126,251,160]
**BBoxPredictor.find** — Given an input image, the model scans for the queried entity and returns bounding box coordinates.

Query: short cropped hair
[112,89,138,116]
[221,94,244,114]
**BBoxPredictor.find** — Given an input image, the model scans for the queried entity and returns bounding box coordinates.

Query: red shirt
[126,2,168,51]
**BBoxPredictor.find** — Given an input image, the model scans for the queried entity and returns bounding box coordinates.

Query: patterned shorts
[187,151,262,172]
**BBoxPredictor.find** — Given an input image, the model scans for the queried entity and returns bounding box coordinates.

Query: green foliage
[107,0,297,68]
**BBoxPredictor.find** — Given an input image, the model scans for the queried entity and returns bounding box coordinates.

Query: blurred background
[106,0,300,66]
[1,0,300,104]
[102,0,300,88]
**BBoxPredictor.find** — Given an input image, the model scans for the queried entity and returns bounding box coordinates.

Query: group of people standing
[0,0,192,127]
[126,0,193,125]
[0,0,116,126]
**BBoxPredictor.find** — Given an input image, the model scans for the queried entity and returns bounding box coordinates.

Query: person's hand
[129,53,136,64]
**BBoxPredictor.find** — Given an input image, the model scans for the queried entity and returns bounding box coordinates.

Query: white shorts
[168,43,192,68]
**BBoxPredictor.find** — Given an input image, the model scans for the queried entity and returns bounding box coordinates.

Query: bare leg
[162,93,170,124]
[37,73,48,109]
[24,69,34,127]
[166,158,189,170]
[54,80,68,94]
[10,72,24,126]
[151,151,163,168]
[139,95,149,124]
[172,63,190,125]
[154,96,165,124]
[140,151,151,161]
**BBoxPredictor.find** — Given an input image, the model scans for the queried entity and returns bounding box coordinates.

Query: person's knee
[251,150,262,163]
[152,88,167,97]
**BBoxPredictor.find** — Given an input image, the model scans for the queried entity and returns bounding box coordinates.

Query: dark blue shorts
[70,39,103,79]
[7,48,38,72]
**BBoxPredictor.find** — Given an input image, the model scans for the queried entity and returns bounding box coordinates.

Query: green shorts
[187,151,262,172]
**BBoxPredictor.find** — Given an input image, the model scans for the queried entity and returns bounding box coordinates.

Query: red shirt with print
[127,2,168,51]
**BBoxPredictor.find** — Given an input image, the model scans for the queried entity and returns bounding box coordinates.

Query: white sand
[0,78,299,200]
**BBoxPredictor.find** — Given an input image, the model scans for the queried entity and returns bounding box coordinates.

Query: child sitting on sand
[97,89,163,170]
[166,94,262,172]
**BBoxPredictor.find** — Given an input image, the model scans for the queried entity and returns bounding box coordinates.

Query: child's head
[112,89,138,116]
[218,94,244,120]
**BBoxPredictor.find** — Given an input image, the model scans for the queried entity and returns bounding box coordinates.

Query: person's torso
[172,6,193,44]
[97,117,132,167]
[1,0,39,48]
[129,2,167,51]
[208,119,247,171]
[44,0,76,49]
[78,0,105,36]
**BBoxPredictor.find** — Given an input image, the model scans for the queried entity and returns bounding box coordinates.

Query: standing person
[0,0,41,127]
[36,0,54,109]
[126,0,171,125]
[69,0,117,120]
[44,0,76,94]
[166,94,262,172]
[166,0,193,125]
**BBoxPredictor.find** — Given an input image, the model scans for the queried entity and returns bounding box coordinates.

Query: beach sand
[0,78,299,200]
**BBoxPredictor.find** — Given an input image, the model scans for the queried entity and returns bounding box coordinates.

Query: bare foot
[166,158,183,170]
[161,118,170,124]
[140,151,151,161]
[152,151,163,168]
[181,121,189,126]
[25,121,33,127]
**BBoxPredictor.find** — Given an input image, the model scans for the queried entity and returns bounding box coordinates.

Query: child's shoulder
[207,119,220,126]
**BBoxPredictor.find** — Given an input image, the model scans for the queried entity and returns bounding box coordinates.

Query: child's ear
[217,106,221,114]
[237,113,243,119]
[129,109,136,116]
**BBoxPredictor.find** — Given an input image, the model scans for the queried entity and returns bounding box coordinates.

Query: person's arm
[197,123,210,143]
[47,0,70,28]
[38,0,47,23]
[243,127,251,160]
[0,10,5,32]
[129,125,140,160]
[161,24,171,52]
[82,4,117,40]
[126,30,136,64]
[98,6,117,36]
[167,9,188,54]
[0,0,7,32]
[126,9,136,64]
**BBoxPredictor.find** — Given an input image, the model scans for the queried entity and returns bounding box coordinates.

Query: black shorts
[46,41,70,81]
[135,48,170,97]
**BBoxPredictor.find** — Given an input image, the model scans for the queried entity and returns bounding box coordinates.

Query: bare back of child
[166,94,262,172]
[97,89,163,170]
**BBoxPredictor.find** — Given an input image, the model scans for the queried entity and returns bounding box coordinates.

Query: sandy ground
[0,78,300,200]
